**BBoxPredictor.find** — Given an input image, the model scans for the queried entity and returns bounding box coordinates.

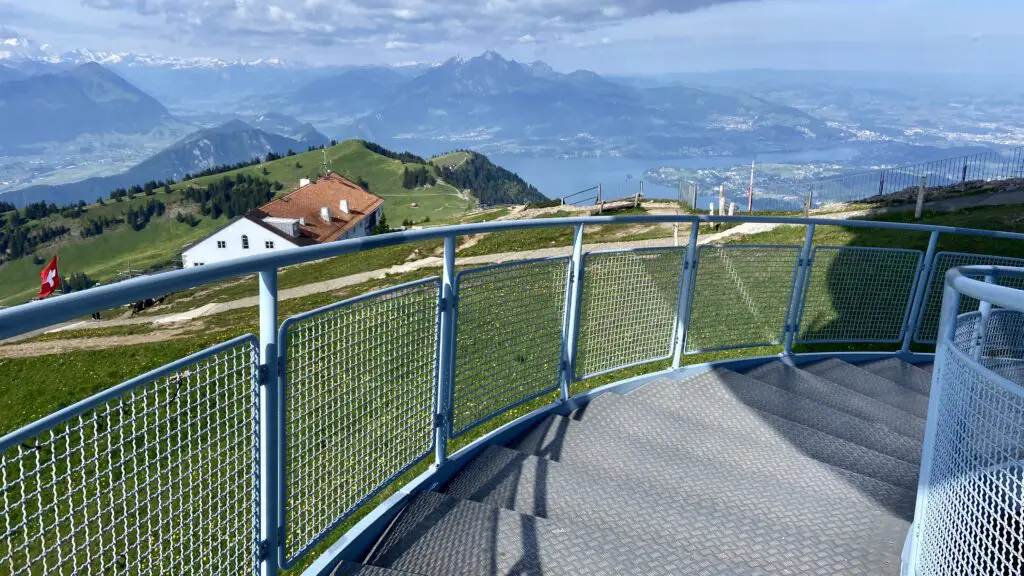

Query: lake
[488,149,861,200]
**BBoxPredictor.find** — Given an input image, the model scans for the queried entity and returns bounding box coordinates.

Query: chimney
[339,199,350,214]
[299,178,311,188]
[320,207,330,222]
[299,217,306,226]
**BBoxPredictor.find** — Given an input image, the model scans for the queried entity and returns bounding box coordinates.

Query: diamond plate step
[604,372,919,489]
[858,358,933,396]
[743,361,925,440]
[671,363,921,463]
[511,381,916,517]
[331,561,422,575]
[367,491,720,575]
[444,444,908,574]
[801,358,930,419]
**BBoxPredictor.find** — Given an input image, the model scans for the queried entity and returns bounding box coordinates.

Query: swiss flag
[39,255,61,299]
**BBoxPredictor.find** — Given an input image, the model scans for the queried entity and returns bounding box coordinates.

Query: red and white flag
[39,255,61,299]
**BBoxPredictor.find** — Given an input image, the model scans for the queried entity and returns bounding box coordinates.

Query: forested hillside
[437,151,546,205]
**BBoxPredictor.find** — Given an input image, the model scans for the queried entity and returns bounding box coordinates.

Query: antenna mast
[747,160,756,212]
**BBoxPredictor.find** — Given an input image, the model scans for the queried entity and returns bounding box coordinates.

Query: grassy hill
[185,140,475,224]
[0,140,490,306]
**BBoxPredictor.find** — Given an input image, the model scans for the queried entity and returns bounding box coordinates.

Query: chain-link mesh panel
[685,245,799,353]
[452,258,568,437]
[915,310,1024,576]
[915,252,1024,343]
[574,248,685,382]
[797,246,922,343]
[280,279,439,565]
[0,336,259,576]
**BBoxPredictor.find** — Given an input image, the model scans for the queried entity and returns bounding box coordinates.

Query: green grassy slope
[0,141,476,306]
[0,216,223,306]
[185,140,473,224]
[431,151,472,168]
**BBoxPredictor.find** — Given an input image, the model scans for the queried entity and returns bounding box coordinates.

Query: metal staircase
[338,359,932,575]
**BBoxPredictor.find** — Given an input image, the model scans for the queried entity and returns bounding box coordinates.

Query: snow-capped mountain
[0,27,295,69]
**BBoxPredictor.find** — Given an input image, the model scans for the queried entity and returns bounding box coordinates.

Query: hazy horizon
[2,0,1022,76]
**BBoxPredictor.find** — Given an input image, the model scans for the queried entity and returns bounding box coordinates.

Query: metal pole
[907,281,960,575]
[690,183,698,210]
[434,235,457,467]
[784,225,816,355]
[258,269,280,576]
[561,225,586,400]
[915,176,928,220]
[972,274,996,362]
[672,223,702,368]
[902,231,940,353]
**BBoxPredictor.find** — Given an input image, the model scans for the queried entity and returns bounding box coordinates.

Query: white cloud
[385,39,416,49]
[517,34,536,44]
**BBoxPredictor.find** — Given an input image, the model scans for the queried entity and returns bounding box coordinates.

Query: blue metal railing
[2,214,1024,575]
[908,266,1024,576]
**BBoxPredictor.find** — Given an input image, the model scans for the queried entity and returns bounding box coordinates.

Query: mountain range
[1,32,858,204]
[3,120,316,205]
[346,52,840,157]
[0,62,173,151]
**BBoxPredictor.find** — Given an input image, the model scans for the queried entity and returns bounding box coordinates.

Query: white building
[182,173,384,268]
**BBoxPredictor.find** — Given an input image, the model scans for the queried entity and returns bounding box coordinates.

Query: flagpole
[56,250,65,295]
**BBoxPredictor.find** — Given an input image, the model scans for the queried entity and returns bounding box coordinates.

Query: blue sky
[2,0,1022,73]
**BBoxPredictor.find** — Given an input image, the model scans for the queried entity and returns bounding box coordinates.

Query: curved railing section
[909,265,1024,576]
[1,215,1024,575]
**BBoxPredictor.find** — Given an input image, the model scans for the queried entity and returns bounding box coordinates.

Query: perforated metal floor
[358,359,932,576]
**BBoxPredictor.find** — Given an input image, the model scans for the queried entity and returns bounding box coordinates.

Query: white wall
[182,218,298,268]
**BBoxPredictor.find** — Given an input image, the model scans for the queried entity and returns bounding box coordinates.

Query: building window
[241,235,249,249]
[217,240,226,249]
[265,241,274,249]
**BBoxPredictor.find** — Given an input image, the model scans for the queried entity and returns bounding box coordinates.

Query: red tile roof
[246,173,384,245]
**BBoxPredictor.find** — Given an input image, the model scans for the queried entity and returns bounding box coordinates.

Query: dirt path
[0,327,193,358]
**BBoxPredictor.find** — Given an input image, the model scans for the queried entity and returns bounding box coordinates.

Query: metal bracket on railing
[902,231,940,353]
[560,225,586,400]
[258,268,281,576]
[783,225,816,355]
[672,224,701,368]
[434,235,458,468]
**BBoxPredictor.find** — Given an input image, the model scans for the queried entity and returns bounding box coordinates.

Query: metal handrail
[3,214,1024,341]
[945,265,1024,312]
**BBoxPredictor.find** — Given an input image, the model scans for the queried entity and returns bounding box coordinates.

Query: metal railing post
[972,274,996,362]
[672,222,701,368]
[784,225,816,356]
[560,224,586,401]
[258,269,280,576]
[434,235,457,467]
[902,231,940,353]
[907,281,961,575]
